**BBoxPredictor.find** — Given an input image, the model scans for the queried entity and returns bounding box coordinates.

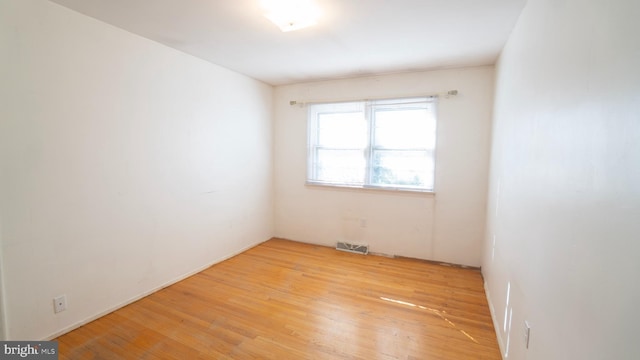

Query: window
[307,97,437,192]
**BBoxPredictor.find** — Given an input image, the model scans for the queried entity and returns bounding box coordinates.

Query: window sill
[305,181,435,195]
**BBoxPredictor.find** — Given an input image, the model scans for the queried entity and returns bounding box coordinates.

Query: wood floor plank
[55,238,501,359]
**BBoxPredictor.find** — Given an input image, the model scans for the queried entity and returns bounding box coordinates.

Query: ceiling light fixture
[261,0,321,32]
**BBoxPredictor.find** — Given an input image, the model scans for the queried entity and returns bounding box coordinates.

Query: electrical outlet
[524,321,531,349]
[53,295,67,313]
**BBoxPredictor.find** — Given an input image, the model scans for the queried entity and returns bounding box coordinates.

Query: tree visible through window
[307,97,437,192]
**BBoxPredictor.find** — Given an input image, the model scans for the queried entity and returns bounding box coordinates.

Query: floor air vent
[336,242,369,255]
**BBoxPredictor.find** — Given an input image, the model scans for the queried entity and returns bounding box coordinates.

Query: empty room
[0,0,638,359]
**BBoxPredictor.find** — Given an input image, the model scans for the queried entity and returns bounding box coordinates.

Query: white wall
[483,0,640,359]
[274,67,494,266]
[0,0,274,340]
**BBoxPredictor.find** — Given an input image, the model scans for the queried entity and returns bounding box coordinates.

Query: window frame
[306,96,437,193]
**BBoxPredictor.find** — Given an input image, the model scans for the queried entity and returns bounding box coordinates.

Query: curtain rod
[289,90,458,107]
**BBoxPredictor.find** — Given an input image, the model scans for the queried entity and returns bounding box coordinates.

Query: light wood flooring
[56,238,501,359]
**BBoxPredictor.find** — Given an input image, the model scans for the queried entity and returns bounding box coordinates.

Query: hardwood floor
[56,238,502,359]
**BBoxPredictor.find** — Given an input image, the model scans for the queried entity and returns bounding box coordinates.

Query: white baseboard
[45,238,269,340]
[485,280,506,359]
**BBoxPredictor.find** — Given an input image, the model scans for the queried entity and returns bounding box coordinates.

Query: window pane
[315,149,365,184]
[308,98,437,192]
[373,108,436,149]
[317,112,367,148]
[371,150,434,189]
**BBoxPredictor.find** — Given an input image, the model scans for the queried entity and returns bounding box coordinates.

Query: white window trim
[306,96,438,194]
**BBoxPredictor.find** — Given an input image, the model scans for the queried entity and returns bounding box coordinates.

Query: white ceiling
[49,0,526,86]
